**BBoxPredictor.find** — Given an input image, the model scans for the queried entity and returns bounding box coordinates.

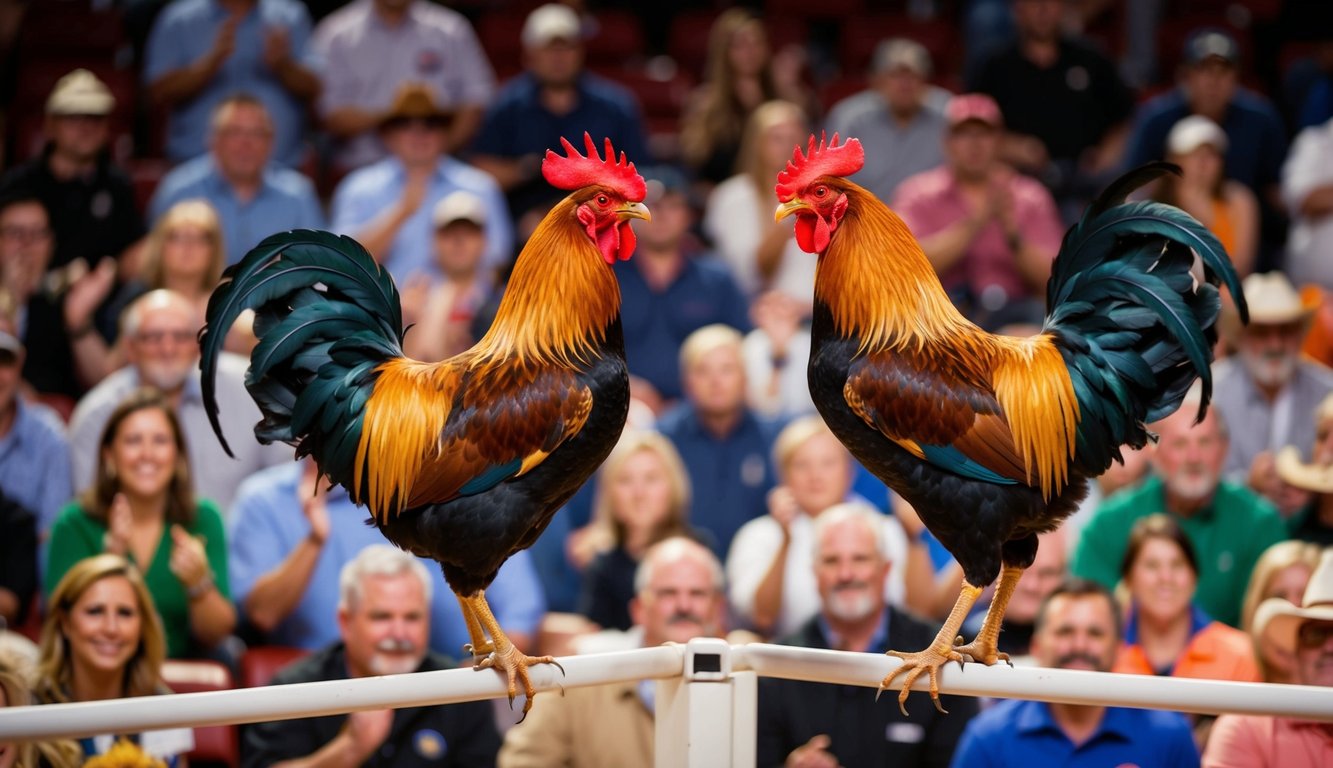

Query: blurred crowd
[2,0,1333,766]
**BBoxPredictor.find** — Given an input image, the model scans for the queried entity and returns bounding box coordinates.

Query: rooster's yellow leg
[463,591,564,718]
[954,566,1023,667]
[882,582,983,716]
[456,594,493,660]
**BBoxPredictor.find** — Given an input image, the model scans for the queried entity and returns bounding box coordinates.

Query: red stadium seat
[160,659,237,768]
[239,645,308,689]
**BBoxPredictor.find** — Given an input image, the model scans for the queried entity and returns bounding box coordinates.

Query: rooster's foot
[475,644,565,720]
[880,645,965,716]
[953,638,1013,668]
[463,640,495,663]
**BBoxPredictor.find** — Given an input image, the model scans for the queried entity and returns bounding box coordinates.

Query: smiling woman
[43,389,235,660]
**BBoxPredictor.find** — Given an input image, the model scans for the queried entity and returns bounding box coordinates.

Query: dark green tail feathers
[199,230,403,465]
[1044,163,1248,476]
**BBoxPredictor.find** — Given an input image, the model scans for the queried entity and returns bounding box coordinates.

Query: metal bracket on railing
[655,638,756,768]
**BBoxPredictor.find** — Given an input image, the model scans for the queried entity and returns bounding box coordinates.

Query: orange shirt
[1114,619,1259,682]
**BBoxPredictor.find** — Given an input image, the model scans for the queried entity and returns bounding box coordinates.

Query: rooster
[199,134,648,713]
[774,135,1246,713]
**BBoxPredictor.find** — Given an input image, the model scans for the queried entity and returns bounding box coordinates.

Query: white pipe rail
[4,641,1333,742]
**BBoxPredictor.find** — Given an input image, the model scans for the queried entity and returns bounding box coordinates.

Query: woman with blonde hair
[0,653,81,768]
[1239,539,1323,683]
[574,430,705,630]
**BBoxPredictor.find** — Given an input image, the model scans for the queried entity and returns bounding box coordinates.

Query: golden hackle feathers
[989,335,1078,498]
[354,359,453,522]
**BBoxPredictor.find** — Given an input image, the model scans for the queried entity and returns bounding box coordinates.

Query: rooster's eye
[597,195,609,206]
[814,186,828,198]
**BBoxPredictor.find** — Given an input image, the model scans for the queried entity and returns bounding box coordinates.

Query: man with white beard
[243,545,501,767]
[1072,397,1287,627]
[67,289,288,514]
[755,504,977,768]
[1213,271,1333,517]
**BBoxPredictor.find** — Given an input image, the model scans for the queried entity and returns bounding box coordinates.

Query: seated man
[242,544,501,767]
[0,329,72,540]
[229,459,544,657]
[950,579,1199,767]
[498,537,727,768]
[756,504,977,766]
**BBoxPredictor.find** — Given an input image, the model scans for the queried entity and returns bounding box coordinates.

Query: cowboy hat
[377,83,452,129]
[1238,272,1318,326]
[1254,549,1333,655]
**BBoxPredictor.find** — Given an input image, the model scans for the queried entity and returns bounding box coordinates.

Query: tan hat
[378,83,452,128]
[522,4,582,48]
[1276,446,1333,494]
[1254,549,1333,656]
[46,69,114,116]
[872,38,931,77]
[432,191,486,229]
[1238,272,1317,326]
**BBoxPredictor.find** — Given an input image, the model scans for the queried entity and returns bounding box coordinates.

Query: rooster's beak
[617,202,651,222]
[775,199,809,222]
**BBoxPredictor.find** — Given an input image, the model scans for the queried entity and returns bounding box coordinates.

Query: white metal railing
[3,639,1332,765]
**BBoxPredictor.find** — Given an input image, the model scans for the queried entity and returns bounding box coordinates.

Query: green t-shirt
[44,499,231,658]
[1070,476,1287,627]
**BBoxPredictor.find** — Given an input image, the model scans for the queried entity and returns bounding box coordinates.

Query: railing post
[654,638,754,768]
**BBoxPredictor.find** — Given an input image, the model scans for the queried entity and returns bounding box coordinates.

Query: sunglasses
[1297,621,1333,649]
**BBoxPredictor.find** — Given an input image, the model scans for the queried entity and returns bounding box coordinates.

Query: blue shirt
[613,255,751,402]
[227,463,545,655]
[330,156,512,282]
[143,0,316,166]
[1123,87,1288,192]
[0,399,72,538]
[149,155,325,265]
[656,405,779,557]
[950,698,1199,768]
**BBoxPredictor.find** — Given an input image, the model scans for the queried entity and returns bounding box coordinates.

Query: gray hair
[338,544,434,612]
[633,536,724,595]
[810,502,890,562]
[120,288,198,340]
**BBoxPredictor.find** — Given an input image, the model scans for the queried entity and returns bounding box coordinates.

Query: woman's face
[786,432,852,515]
[1175,145,1224,187]
[104,408,178,502]
[761,116,805,174]
[1127,537,1196,623]
[1259,562,1314,681]
[728,22,768,78]
[161,223,214,287]
[607,449,675,534]
[61,575,142,681]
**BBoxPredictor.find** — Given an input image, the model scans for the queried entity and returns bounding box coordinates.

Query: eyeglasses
[134,329,195,346]
[0,226,52,244]
[1297,621,1333,648]
[165,231,212,245]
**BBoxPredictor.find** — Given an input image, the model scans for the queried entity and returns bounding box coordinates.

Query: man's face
[433,221,486,279]
[630,555,721,646]
[48,114,110,162]
[683,343,746,419]
[634,190,691,250]
[1032,593,1118,672]
[1013,0,1064,43]
[1185,59,1238,118]
[383,118,448,168]
[785,432,852,515]
[0,202,54,299]
[1007,533,1067,624]
[946,122,1000,182]
[339,573,429,678]
[526,39,583,88]
[1295,619,1333,688]
[878,69,926,117]
[0,345,22,413]
[1238,322,1304,391]
[1151,409,1226,503]
[126,303,200,392]
[814,518,889,623]
[211,104,273,183]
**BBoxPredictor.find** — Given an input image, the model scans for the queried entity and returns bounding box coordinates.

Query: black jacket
[756,606,978,768]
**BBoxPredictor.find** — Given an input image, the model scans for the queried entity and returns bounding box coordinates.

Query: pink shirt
[1204,714,1333,768]
[891,166,1064,305]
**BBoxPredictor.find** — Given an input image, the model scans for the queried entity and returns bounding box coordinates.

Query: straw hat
[1254,549,1333,655]
[1239,272,1318,326]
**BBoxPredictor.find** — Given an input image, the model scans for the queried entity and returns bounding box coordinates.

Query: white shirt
[704,175,817,304]
[1282,118,1333,291]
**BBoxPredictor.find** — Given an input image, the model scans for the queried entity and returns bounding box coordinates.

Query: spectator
[990,529,1068,658]
[1204,549,1333,766]
[148,95,325,266]
[242,544,501,767]
[36,554,195,764]
[727,416,916,637]
[228,459,545,658]
[499,537,726,768]
[657,325,778,556]
[0,329,72,539]
[1113,515,1259,681]
[332,83,511,284]
[400,191,497,362]
[824,38,949,207]
[570,430,703,631]
[312,0,495,171]
[0,491,36,631]
[68,290,289,513]
[950,578,1199,768]
[1151,115,1258,276]
[1123,28,1287,221]
[616,170,750,408]
[893,94,1064,332]
[678,8,814,188]
[1274,391,1333,546]
[0,653,81,768]
[1282,116,1333,292]
[970,0,1135,219]
[470,3,649,222]
[45,389,235,660]
[1213,272,1333,517]
[0,193,117,399]
[1240,540,1323,684]
[757,504,976,766]
[704,99,814,304]
[0,69,144,275]
[741,290,815,419]
[1071,394,1287,627]
[143,0,320,167]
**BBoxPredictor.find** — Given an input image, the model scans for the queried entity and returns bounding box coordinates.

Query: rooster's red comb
[542,133,646,202]
[774,133,865,202]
